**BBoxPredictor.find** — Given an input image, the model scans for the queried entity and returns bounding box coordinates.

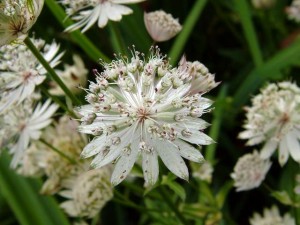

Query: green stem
[158,186,189,225]
[108,23,127,55]
[24,37,81,105]
[169,0,208,65]
[39,85,78,118]
[234,0,263,67]
[205,84,228,162]
[39,139,77,164]
[45,0,110,62]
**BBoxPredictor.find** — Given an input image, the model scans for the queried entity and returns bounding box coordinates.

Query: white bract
[0,99,58,168]
[144,10,182,42]
[0,0,44,46]
[239,82,300,166]
[77,46,219,186]
[0,38,63,113]
[231,151,271,191]
[249,205,295,225]
[60,0,145,32]
[286,0,300,23]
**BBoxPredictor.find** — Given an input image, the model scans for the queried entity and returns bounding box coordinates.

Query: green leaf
[216,181,233,208]
[271,190,299,207]
[0,152,70,225]
[161,176,186,201]
[169,0,208,65]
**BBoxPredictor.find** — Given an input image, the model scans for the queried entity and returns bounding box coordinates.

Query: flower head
[249,205,295,225]
[286,0,300,23]
[0,38,63,113]
[191,161,213,183]
[49,55,88,95]
[0,0,44,46]
[1,98,58,168]
[231,151,271,191]
[251,0,276,9]
[60,167,113,218]
[239,81,300,166]
[18,116,88,194]
[61,0,145,32]
[144,10,182,42]
[77,46,219,186]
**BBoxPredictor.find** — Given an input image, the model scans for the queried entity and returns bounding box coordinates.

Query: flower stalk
[24,37,81,105]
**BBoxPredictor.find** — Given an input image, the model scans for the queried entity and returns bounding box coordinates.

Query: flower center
[136,107,151,123]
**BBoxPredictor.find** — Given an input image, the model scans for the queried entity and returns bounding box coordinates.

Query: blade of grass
[234,0,263,67]
[233,39,300,110]
[0,152,70,225]
[168,0,208,65]
[45,0,110,62]
[205,84,228,162]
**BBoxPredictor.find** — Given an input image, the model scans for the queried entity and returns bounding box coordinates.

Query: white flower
[0,38,63,113]
[1,99,58,168]
[249,205,295,225]
[77,46,219,186]
[144,10,182,42]
[239,81,300,166]
[191,161,213,183]
[49,55,88,96]
[0,0,44,46]
[18,116,88,194]
[231,151,271,191]
[252,0,276,9]
[60,167,113,218]
[60,0,145,32]
[286,0,300,23]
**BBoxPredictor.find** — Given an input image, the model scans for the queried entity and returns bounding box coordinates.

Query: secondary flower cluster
[60,0,145,32]
[286,0,300,23]
[0,0,44,46]
[239,81,300,166]
[77,46,219,186]
[18,116,113,219]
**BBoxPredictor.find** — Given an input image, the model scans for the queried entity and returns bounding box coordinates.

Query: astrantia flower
[1,99,58,168]
[249,205,295,225]
[60,0,145,32]
[60,167,113,218]
[231,151,271,191]
[0,0,44,46]
[252,0,276,9]
[286,0,300,23]
[18,116,88,194]
[77,46,219,186]
[0,38,63,113]
[144,10,182,42]
[239,81,300,166]
[49,55,88,96]
[191,161,213,183]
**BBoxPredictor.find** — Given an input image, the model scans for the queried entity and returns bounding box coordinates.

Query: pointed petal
[174,139,204,163]
[260,139,278,159]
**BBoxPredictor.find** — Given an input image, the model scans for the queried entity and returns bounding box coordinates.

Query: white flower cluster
[18,116,113,218]
[286,0,300,23]
[60,0,145,32]
[0,98,58,168]
[239,81,300,166]
[0,0,44,46]
[251,0,276,9]
[249,205,295,225]
[231,151,271,191]
[60,168,113,218]
[144,10,182,42]
[0,38,63,113]
[77,46,219,186]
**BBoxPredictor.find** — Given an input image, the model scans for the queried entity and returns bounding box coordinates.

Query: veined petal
[278,137,289,166]
[286,130,300,163]
[260,139,278,159]
[142,148,159,186]
[179,130,215,145]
